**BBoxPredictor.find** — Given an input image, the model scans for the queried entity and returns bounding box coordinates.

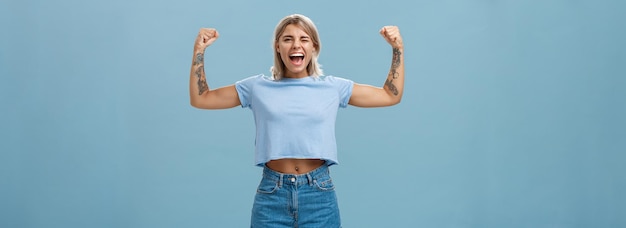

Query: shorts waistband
[262,163,330,186]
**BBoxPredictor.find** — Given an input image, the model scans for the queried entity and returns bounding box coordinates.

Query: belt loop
[278,174,283,188]
[306,173,313,186]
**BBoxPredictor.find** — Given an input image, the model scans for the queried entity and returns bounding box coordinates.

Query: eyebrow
[281,35,310,39]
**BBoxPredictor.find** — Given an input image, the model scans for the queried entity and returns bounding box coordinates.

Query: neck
[283,72,309,79]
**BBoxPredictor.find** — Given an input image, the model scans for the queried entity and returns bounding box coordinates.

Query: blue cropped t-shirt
[235,74,353,166]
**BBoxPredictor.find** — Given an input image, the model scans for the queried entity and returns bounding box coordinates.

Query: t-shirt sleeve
[235,75,260,108]
[331,76,354,108]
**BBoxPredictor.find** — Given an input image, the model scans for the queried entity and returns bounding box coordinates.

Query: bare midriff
[265,158,325,174]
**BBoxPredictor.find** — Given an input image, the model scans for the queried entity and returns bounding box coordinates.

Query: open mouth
[289,53,305,65]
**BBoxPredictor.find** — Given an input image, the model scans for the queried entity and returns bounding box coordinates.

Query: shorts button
[290,177,296,182]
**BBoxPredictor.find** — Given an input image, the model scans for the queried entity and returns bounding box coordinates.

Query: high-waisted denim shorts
[251,163,341,228]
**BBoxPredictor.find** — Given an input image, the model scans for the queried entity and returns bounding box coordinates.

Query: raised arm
[349,26,404,107]
[189,28,241,109]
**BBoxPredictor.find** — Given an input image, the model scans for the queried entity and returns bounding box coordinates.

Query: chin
[287,68,306,75]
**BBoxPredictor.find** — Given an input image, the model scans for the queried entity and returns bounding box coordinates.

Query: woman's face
[276,24,316,78]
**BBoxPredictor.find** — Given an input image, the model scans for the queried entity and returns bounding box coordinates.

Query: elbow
[190,101,200,109]
[190,92,212,109]
[378,96,401,107]
[389,94,403,106]
[189,97,205,109]
[391,97,402,106]
[190,101,211,109]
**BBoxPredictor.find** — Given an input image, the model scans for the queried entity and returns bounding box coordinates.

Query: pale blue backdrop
[1,0,625,227]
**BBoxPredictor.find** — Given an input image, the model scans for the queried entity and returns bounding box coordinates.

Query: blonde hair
[270,14,323,80]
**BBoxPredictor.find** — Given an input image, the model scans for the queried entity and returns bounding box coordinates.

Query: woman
[189,14,404,228]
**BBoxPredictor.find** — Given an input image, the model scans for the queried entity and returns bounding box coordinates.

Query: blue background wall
[1,0,625,227]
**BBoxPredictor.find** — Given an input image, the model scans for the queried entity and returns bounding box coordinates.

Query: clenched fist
[380,26,403,49]
[194,28,219,52]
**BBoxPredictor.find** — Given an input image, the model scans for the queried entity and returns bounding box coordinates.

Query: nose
[292,39,302,49]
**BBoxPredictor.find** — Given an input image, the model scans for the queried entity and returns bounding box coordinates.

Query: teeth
[289,53,304,57]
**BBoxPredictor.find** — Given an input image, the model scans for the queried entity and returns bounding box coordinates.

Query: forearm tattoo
[385,78,399,96]
[193,53,204,66]
[195,67,208,95]
[385,48,402,96]
[193,52,209,95]
[391,48,401,78]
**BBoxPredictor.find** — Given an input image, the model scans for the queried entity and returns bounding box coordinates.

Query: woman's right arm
[189,28,241,109]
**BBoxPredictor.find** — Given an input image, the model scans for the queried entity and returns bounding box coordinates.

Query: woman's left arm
[349,26,404,107]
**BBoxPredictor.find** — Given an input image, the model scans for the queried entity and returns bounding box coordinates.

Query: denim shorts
[251,163,341,228]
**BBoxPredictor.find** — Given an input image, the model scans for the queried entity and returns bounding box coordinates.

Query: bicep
[348,83,396,107]
[194,85,241,109]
